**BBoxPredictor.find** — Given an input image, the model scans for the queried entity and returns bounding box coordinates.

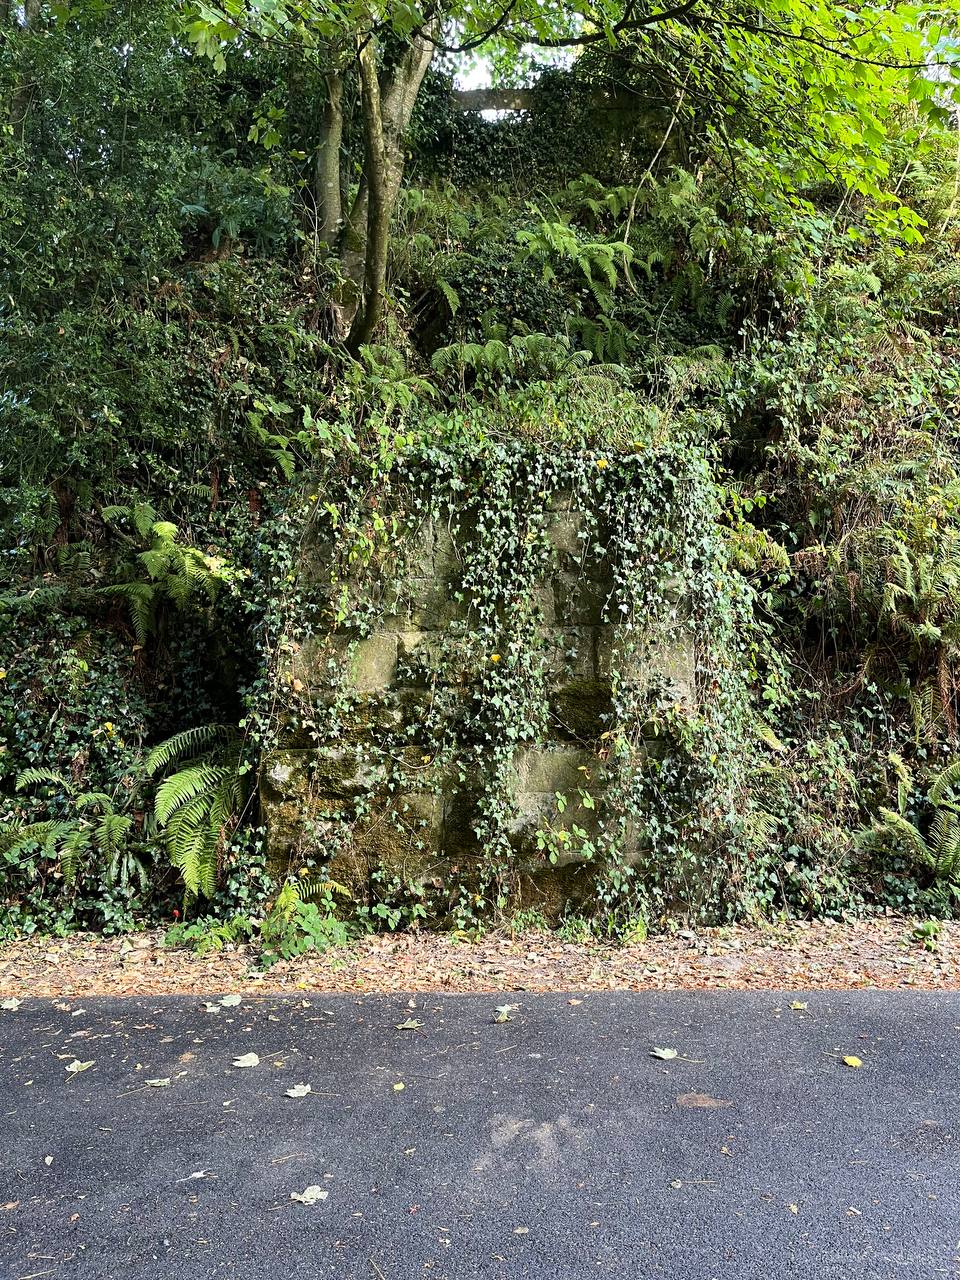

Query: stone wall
[260,495,695,920]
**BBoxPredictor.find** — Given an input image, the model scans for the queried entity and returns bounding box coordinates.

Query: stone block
[537,626,596,682]
[513,745,599,794]
[552,571,612,625]
[549,678,613,738]
[507,747,603,866]
[395,629,475,685]
[544,511,587,559]
[595,625,695,703]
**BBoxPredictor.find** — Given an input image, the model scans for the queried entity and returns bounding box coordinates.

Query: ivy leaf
[650,1046,678,1060]
[285,1083,312,1098]
[232,1053,260,1068]
[790,1001,808,1011]
[290,1186,328,1205]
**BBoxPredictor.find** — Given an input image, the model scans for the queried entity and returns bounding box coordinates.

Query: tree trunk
[315,71,344,243]
[10,0,42,143]
[343,23,437,352]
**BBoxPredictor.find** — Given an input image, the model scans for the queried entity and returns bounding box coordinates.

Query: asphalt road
[1,991,958,1280]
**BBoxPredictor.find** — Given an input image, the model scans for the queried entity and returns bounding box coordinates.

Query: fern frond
[856,808,933,867]
[97,812,133,857]
[146,725,233,775]
[0,820,73,857]
[16,767,71,793]
[155,765,228,826]
[132,502,158,538]
[928,759,960,805]
[59,824,91,885]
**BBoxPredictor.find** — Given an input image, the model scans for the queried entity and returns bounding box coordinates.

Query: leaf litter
[2,918,958,998]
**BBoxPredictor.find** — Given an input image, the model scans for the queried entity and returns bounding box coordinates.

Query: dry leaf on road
[290,1186,328,1205]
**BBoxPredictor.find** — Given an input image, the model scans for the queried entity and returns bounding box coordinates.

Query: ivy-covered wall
[259,434,744,927]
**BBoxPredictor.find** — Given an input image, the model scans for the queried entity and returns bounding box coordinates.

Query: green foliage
[4,0,960,941]
[259,880,351,965]
[148,726,251,899]
[164,914,255,956]
[857,759,960,885]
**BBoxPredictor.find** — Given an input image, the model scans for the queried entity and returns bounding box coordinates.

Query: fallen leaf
[568,999,582,1006]
[65,1059,94,1075]
[843,1055,863,1069]
[204,1002,221,1013]
[494,1004,517,1023]
[285,1083,312,1098]
[395,1018,423,1030]
[393,1082,405,1091]
[650,1047,678,1060]
[788,1203,799,1214]
[43,1156,53,1166]
[676,1093,732,1109]
[513,1226,529,1235]
[790,1001,808,1011]
[146,1078,170,1088]
[290,1186,328,1205]
[232,1053,260,1069]
[220,995,242,1008]
[1,998,21,1011]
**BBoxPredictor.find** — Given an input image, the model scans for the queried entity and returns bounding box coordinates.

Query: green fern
[147,724,249,898]
[8,770,149,889]
[856,758,960,883]
[15,767,70,791]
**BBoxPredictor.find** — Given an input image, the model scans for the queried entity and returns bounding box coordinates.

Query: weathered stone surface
[338,633,398,693]
[552,571,611,625]
[550,678,613,738]
[504,746,603,867]
[260,491,696,917]
[395,629,474,685]
[539,625,595,682]
[596,625,696,703]
[544,511,587,558]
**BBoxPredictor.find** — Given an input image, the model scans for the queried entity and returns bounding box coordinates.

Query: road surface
[1,991,957,1279]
